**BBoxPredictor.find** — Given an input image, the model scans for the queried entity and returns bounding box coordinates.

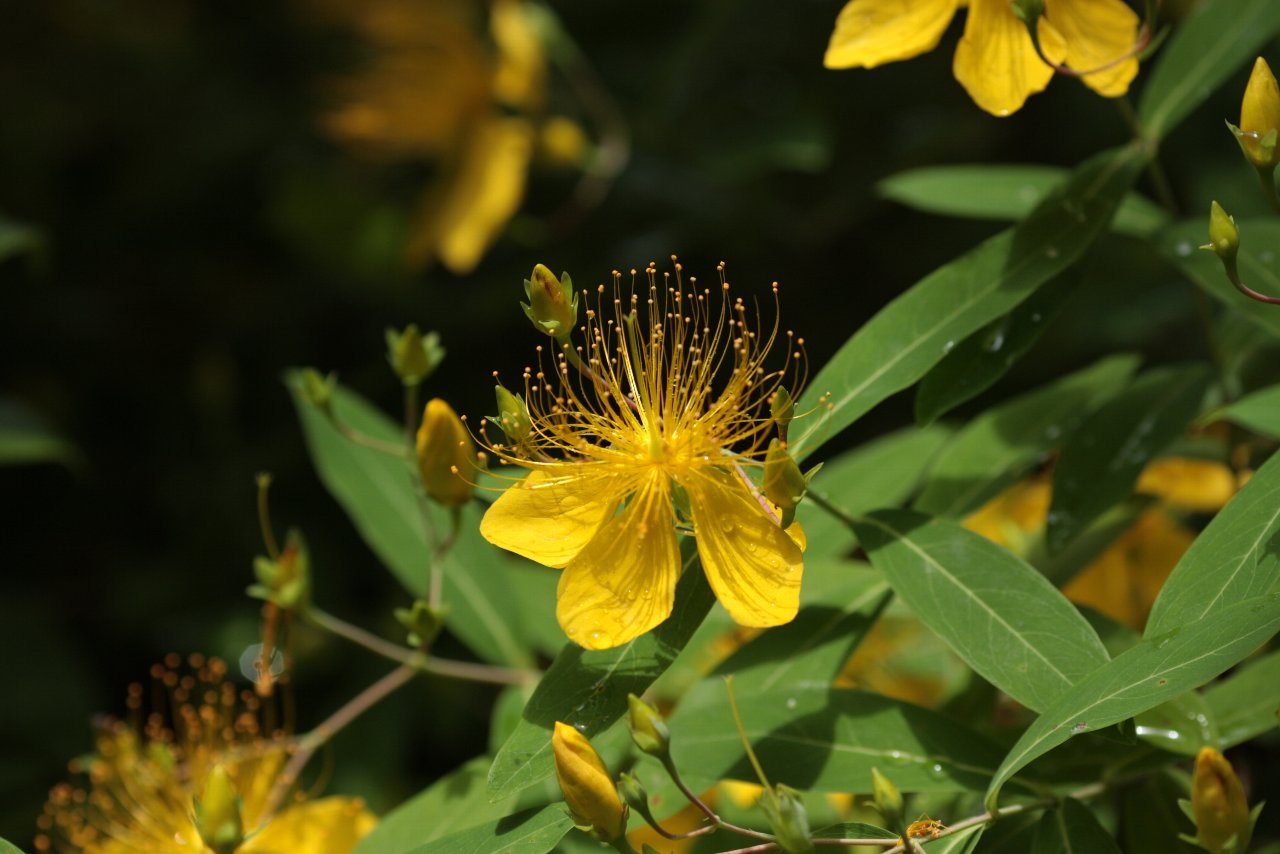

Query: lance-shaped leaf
[853,510,1109,712]
[791,146,1145,462]
[1145,448,1280,637]
[1030,798,1123,854]
[914,355,1138,518]
[1205,649,1280,748]
[1204,383,1280,440]
[879,165,1165,237]
[406,804,574,854]
[1045,363,1211,553]
[487,560,714,800]
[1138,0,1280,141]
[985,593,1280,810]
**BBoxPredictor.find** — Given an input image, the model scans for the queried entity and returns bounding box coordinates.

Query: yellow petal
[556,473,680,649]
[1045,0,1139,97]
[953,0,1064,116]
[240,797,377,854]
[1136,457,1237,513]
[687,468,803,628]
[824,0,960,69]
[480,466,629,568]
[407,116,534,274]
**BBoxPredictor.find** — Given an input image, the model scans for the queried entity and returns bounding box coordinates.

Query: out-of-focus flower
[35,654,375,854]
[479,262,809,649]
[963,457,1238,630]
[552,722,627,841]
[824,0,1141,116]
[314,0,573,273]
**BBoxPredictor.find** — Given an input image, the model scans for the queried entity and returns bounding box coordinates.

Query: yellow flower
[479,262,808,649]
[824,0,1141,116]
[552,722,627,841]
[314,0,548,273]
[1192,747,1252,854]
[36,655,376,854]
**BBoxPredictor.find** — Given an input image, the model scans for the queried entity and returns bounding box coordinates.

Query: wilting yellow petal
[241,797,377,853]
[1136,457,1237,513]
[687,468,803,628]
[953,0,1065,116]
[824,0,960,69]
[556,473,680,649]
[1045,0,1139,97]
[480,467,630,568]
[407,116,534,274]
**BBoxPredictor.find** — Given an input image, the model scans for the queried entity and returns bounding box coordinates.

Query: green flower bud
[626,694,670,759]
[492,384,533,444]
[770,386,794,435]
[194,765,243,854]
[1203,201,1240,278]
[299,368,336,413]
[385,324,445,386]
[760,784,814,854]
[870,767,904,832]
[522,264,579,338]
[764,439,807,528]
[393,599,448,648]
[616,771,652,819]
[246,531,311,610]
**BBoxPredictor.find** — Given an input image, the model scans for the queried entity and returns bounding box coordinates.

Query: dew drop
[1262,250,1276,263]
[942,340,955,354]
[1045,246,1060,259]
[1070,722,1088,734]
[1174,240,1194,257]
[883,750,912,766]
[785,697,798,710]
[928,763,946,780]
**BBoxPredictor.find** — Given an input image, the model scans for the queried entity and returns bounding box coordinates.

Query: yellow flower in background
[36,655,375,854]
[964,457,1238,630]
[824,0,1141,116]
[480,262,809,650]
[312,0,552,273]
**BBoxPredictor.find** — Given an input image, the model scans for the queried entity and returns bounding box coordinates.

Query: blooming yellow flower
[479,262,808,649]
[824,0,1141,116]
[36,655,375,854]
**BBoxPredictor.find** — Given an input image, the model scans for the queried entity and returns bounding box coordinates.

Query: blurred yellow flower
[824,0,1141,116]
[480,262,808,649]
[36,655,375,854]
[963,457,1238,630]
[314,0,552,273]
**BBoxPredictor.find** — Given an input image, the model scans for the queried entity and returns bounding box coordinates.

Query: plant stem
[304,606,537,685]
[331,417,411,457]
[661,757,777,844]
[255,473,281,560]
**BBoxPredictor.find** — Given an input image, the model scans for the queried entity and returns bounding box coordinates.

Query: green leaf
[406,804,574,854]
[985,592,1280,809]
[0,213,43,264]
[1161,219,1280,340]
[486,559,715,800]
[664,685,1009,796]
[798,425,952,558]
[1145,448,1280,637]
[1134,690,1218,757]
[791,146,1145,462]
[0,398,78,468]
[1030,798,1123,854]
[812,822,898,842]
[923,824,985,853]
[915,269,1079,426]
[1138,0,1280,141]
[879,164,1166,237]
[914,355,1139,517]
[1205,648,1280,748]
[1045,363,1212,553]
[285,371,538,667]
[1204,383,1280,440]
[356,757,529,854]
[852,510,1109,712]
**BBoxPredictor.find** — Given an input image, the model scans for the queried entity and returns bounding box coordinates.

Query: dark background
[0,0,1264,843]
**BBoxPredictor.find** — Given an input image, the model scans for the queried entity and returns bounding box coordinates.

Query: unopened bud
[394,599,447,648]
[1191,748,1252,854]
[616,771,652,819]
[1233,57,1280,170]
[492,384,533,444]
[1203,201,1240,275]
[522,264,578,338]
[386,324,445,386]
[626,694,670,759]
[764,439,808,528]
[195,765,243,854]
[871,767,904,831]
[552,722,627,841]
[416,399,475,508]
[771,387,794,435]
[299,368,336,413]
[1009,0,1045,24]
[246,531,311,610]
[761,784,814,854]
